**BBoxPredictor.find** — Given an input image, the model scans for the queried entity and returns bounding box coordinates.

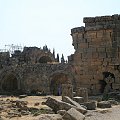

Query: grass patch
[29,108,51,116]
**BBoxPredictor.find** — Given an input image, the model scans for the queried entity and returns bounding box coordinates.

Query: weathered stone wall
[1,14,120,95]
[10,47,57,65]
[70,14,120,94]
[0,47,74,94]
[0,52,10,68]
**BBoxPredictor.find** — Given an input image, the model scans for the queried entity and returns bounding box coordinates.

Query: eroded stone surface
[62,108,85,120]
[97,101,112,108]
[45,97,87,114]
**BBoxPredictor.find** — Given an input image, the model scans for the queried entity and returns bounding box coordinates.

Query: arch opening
[99,72,115,93]
[2,74,18,92]
[50,73,69,96]
[39,56,52,63]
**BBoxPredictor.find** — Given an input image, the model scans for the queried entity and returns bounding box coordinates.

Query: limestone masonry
[0,14,120,95]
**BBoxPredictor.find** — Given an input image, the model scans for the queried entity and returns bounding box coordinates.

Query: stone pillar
[76,88,88,102]
[62,84,73,100]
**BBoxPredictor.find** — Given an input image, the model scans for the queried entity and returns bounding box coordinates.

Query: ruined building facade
[0,14,120,95]
[0,46,73,95]
[70,14,120,94]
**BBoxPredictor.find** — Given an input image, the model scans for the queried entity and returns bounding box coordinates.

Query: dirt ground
[0,95,61,120]
[0,95,120,120]
[85,105,120,120]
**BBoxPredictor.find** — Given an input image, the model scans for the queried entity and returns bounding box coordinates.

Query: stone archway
[39,56,52,63]
[99,72,115,93]
[1,73,18,92]
[50,72,70,95]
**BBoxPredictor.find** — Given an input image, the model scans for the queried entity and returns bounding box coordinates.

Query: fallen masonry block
[62,84,73,99]
[83,101,97,110]
[62,108,85,120]
[76,88,88,102]
[62,96,84,109]
[108,100,119,105]
[45,97,87,114]
[97,101,112,108]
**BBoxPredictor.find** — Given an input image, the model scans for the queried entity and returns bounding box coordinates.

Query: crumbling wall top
[71,14,120,34]
[71,27,85,34]
[83,14,120,23]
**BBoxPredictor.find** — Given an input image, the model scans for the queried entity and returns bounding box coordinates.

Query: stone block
[83,101,97,110]
[108,100,119,105]
[83,17,95,23]
[88,47,97,52]
[62,96,84,109]
[98,52,107,58]
[96,31,104,38]
[85,22,96,27]
[97,101,112,108]
[71,27,85,35]
[106,52,113,58]
[62,108,85,120]
[79,43,88,48]
[112,84,120,90]
[85,31,97,39]
[82,52,92,59]
[92,52,99,59]
[45,97,87,114]
[97,47,106,52]
[78,33,84,39]
[105,47,112,52]
[76,88,88,102]
[62,84,73,99]
[101,16,112,21]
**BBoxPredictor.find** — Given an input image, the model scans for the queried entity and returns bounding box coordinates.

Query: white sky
[0,0,120,59]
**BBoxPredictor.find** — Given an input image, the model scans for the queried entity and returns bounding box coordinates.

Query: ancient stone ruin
[0,45,73,95]
[70,14,120,95]
[0,14,120,96]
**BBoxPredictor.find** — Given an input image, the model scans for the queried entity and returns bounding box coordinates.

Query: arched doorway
[50,73,70,95]
[39,56,52,63]
[99,72,115,93]
[2,74,18,92]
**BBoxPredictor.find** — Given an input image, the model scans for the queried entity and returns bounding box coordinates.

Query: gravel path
[85,105,120,120]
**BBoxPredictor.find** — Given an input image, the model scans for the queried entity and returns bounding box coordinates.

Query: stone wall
[0,52,10,68]
[1,14,120,95]
[0,46,74,94]
[70,14,120,94]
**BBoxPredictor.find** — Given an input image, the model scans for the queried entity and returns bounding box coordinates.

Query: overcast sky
[0,0,120,59]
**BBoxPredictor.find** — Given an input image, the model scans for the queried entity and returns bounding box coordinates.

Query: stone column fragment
[76,88,88,102]
[62,84,73,100]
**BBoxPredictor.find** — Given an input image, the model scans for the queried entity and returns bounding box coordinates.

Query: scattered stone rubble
[45,97,87,114]
[42,85,120,120]
[0,96,54,119]
[0,88,119,120]
[43,95,119,120]
[0,98,29,118]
